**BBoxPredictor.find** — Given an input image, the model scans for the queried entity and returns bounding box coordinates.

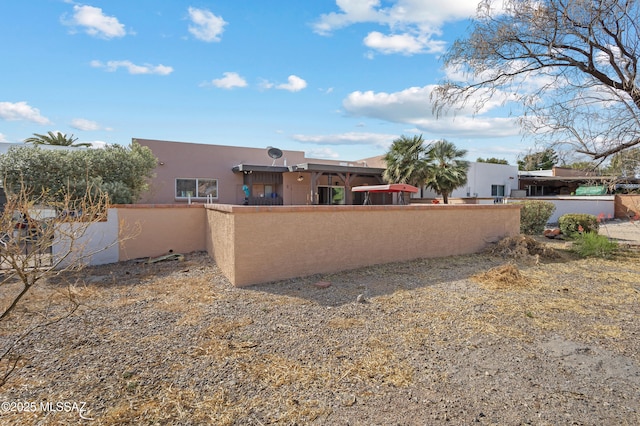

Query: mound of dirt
[489,235,563,262]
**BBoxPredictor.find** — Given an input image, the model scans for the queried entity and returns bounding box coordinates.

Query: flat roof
[289,163,385,175]
[232,162,385,175]
[518,175,615,182]
[232,164,289,173]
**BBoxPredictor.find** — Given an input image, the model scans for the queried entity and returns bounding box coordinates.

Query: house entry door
[317,185,345,205]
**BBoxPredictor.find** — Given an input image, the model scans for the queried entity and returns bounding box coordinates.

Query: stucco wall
[136,138,308,205]
[116,204,207,261]
[420,162,518,199]
[205,206,236,283]
[615,195,640,219]
[515,196,615,223]
[53,208,120,268]
[206,204,520,287]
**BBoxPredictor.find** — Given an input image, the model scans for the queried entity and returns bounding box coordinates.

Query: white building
[418,162,519,201]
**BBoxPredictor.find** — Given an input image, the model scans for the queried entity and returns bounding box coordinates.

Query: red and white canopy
[351,184,419,193]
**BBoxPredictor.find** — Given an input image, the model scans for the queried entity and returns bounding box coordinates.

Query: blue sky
[0,0,530,164]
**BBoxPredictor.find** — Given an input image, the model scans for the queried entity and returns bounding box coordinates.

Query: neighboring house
[0,142,87,154]
[418,161,519,201]
[0,142,23,155]
[516,166,640,222]
[518,167,614,196]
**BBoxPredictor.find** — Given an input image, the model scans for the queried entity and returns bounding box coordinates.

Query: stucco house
[136,138,522,206]
[136,139,386,206]
[517,166,613,196]
[418,161,519,202]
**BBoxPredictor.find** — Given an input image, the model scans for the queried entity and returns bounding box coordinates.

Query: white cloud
[258,79,275,90]
[305,147,341,159]
[91,60,173,75]
[208,72,248,89]
[444,61,559,96]
[292,131,397,150]
[313,0,478,56]
[0,101,51,125]
[277,75,307,92]
[364,31,445,55]
[259,76,305,92]
[315,0,479,32]
[413,115,521,138]
[188,7,227,42]
[66,5,127,39]
[342,85,521,138]
[312,0,382,35]
[343,85,434,121]
[71,118,100,131]
[0,133,6,142]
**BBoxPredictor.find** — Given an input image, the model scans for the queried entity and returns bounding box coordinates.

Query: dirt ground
[1,223,639,425]
[598,218,640,246]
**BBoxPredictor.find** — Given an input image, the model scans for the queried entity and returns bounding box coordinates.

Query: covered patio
[231,164,288,205]
[233,162,386,205]
[288,163,385,205]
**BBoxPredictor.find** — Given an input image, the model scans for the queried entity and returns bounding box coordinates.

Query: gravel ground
[1,229,639,425]
[598,218,640,246]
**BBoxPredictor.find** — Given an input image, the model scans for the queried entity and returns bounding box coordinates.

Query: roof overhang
[232,164,289,173]
[518,175,616,183]
[289,163,385,175]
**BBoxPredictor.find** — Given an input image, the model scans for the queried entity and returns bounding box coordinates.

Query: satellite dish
[267,146,283,159]
[267,146,283,166]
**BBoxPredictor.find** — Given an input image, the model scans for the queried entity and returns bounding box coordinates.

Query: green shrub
[558,214,599,237]
[518,200,556,235]
[572,232,618,258]
[0,143,157,204]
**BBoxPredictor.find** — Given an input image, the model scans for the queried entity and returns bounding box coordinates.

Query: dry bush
[472,263,530,289]
[0,180,143,388]
[489,235,563,263]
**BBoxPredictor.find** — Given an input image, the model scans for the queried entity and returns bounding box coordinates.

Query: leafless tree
[0,183,116,387]
[433,0,640,161]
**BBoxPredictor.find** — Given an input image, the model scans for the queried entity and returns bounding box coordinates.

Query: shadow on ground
[243,253,506,307]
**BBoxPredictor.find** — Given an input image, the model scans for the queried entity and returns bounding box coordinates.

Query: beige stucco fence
[205,204,520,286]
[58,195,640,286]
[53,205,207,268]
[616,194,640,219]
[65,203,519,286]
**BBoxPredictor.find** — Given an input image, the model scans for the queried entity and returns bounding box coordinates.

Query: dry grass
[471,263,530,289]
[2,243,640,425]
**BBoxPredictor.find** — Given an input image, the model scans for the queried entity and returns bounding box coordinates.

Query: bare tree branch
[0,181,115,387]
[433,0,640,161]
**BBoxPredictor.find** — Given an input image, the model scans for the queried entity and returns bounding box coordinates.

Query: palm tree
[382,135,431,187]
[424,140,469,204]
[24,131,92,147]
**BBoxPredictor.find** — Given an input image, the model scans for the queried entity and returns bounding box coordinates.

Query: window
[176,178,218,199]
[491,185,505,197]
